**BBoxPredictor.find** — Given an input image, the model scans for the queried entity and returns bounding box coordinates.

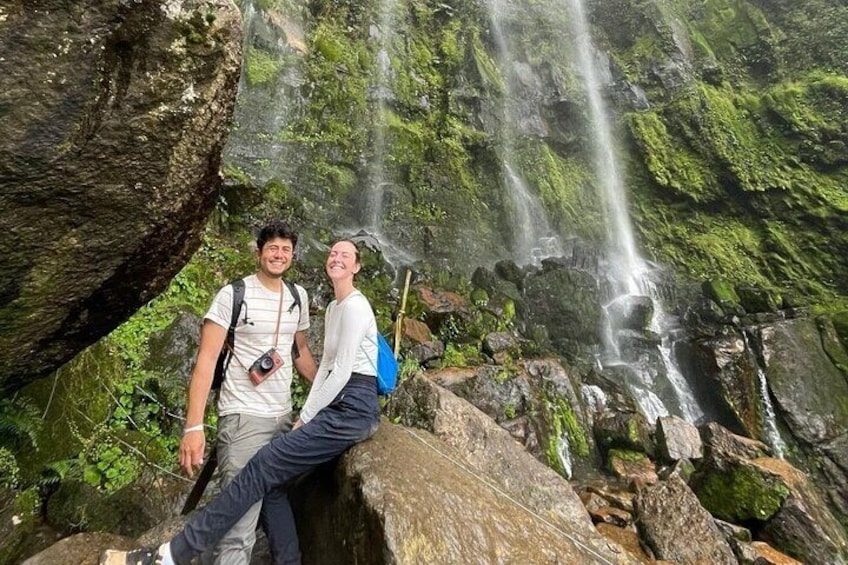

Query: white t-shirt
[299,290,377,424]
[205,274,310,418]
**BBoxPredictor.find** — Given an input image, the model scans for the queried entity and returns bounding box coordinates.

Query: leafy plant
[0,397,42,452]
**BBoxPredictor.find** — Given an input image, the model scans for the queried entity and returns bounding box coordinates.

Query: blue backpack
[366,332,398,395]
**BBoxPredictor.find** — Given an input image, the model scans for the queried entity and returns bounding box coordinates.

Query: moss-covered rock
[694,461,790,522]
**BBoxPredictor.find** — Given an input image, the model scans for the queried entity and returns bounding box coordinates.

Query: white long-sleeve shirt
[299,290,377,423]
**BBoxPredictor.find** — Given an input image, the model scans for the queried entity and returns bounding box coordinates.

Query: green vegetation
[244,47,283,86]
[546,397,590,476]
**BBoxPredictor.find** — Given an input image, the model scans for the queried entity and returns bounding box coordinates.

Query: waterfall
[486,0,562,265]
[363,0,399,230]
[562,0,704,422]
[354,0,422,271]
[562,0,641,292]
[650,301,704,422]
[504,164,562,265]
[742,331,786,458]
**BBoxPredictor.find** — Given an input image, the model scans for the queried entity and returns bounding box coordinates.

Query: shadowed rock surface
[0,0,242,391]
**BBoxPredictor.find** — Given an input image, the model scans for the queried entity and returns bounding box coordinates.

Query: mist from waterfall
[486,0,562,265]
[561,0,704,422]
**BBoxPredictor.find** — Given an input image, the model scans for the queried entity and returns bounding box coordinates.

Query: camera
[248,348,283,385]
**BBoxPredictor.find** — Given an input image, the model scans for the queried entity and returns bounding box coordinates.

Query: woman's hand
[292,418,303,431]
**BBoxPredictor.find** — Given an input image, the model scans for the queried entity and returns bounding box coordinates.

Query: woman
[102,240,381,565]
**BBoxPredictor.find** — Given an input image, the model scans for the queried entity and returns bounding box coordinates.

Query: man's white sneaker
[101,542,176,565]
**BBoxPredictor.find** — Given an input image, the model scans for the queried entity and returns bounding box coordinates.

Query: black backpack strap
[284,279,301,314]
[284,279,302,359]
[211,278,246,391]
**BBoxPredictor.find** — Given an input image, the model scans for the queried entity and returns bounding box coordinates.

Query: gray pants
[204,413,293,565]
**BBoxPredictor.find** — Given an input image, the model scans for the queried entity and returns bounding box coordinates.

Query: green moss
[471,35,504,93]
[627,418,640,445]
[516,142,601,241]
[440,343,467,368]
[689,0,775,63]
[551,398,590,459]
[244,47,283,86]
[608,448,649,463]
[627,110,715,202]
[831,311,848,345]
[696,464,790,522]
[702,278,742,307]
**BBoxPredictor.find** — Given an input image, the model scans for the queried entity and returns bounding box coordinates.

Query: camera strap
[272,280,285,349]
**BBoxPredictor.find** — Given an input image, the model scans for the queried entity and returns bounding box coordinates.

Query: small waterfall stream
[562,0,704,422]
[363,0,400,230]
[487,0,562,265]
[742,331,786,458]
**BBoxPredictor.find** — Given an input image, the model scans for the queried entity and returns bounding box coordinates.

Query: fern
[0,397,42,451]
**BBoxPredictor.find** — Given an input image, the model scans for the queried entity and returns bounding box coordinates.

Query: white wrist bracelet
[183,424,204,434]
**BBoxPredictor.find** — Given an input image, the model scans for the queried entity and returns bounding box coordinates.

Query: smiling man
[178,220,316,565]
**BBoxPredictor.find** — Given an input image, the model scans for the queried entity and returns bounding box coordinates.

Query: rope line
[401,426,619,565]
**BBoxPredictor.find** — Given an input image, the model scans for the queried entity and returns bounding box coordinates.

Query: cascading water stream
[353,0,421,271]
[486,0,562,265]
[742,331,786,458]
[363,0,399,230]
[561,0,641,293]
[562,0,703,422]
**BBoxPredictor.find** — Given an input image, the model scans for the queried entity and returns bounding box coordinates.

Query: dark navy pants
[171,376,380,565]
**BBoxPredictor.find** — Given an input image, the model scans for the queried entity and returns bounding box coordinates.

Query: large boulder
[428,358,596,477]
[681,327,759,435]
[694,423,848,564]
[22,533,134,565]
[0,0,242,391]
[522,262,603,360]
[293,422,636,564]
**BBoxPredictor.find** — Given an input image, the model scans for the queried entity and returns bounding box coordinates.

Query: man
[180,220,316,565]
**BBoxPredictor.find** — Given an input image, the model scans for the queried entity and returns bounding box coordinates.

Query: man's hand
[292,418,303,431]
[179,429,206,478]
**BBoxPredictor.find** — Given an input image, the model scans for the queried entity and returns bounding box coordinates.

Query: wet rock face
[523,263,602,358]
[694,424,848,564]
[759,317,848,526]
[0,0,242,391]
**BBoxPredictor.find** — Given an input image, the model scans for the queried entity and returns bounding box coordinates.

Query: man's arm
[179,320,226,478]
[292,330,317,383]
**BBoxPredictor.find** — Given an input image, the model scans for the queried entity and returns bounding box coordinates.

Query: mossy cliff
[225,0,846,309]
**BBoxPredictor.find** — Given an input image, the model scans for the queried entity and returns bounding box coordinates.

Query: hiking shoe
[99,547,163,565]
